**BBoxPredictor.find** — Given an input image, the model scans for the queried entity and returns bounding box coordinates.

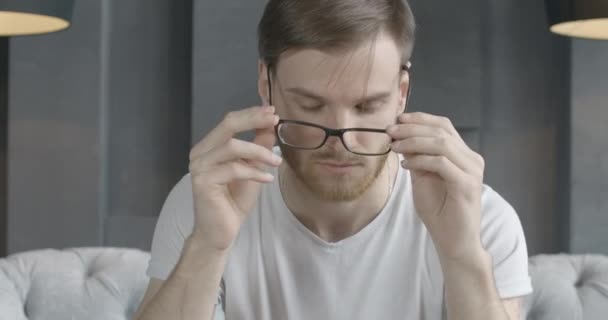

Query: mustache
[311,150,362,163]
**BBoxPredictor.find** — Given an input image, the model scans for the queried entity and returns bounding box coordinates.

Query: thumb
[253,126,276,150]
[246,126,278,171]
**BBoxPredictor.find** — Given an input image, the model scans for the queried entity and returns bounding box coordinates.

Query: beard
[279,144,389,202]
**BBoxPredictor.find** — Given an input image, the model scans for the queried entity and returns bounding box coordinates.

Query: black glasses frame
[275,119,393,156]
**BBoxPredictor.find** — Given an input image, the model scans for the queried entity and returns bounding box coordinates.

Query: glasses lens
[277,122,326,149]
[343,131,392,155]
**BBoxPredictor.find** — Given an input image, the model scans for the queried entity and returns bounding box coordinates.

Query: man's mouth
[316,160,361,174]
[318,161,359,167]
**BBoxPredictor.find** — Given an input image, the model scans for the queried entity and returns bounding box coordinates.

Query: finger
[391,136,481,177]
[190,106,278,160]
[190,138,282,172]
[397,112,464,143]
[254,126,276,150]
[389,121,483,170]
[387,121,482,169]
[249,125,278,170]
[386,123,453,140]
[206,161,275,185]
[401,154,466,184]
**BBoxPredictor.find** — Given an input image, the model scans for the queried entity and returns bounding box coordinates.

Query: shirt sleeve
[480,185,534,299]
[146,174,195,280]
[145,174,226,318]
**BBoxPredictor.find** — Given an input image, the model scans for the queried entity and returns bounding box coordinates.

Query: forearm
[138,234,229,320]
[440,246,509,320]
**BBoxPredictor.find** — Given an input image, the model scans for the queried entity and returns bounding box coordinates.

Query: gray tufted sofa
[0,248,607,320]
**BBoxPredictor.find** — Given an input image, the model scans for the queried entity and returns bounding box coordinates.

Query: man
[135,0,532,319]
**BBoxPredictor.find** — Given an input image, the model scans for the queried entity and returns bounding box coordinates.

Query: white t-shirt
[147,149,532,320]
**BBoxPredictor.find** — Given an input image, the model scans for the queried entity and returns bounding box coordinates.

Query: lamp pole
[0,36,7,257]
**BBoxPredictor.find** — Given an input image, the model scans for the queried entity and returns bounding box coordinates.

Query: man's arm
[135,234,228,320]
[388,112,530,320]
[135,107,279,320]
[440,247,516,320]
[502,297,522,320]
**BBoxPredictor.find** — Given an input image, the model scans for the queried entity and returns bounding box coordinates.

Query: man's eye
[300,104,323,112]
[356,103,378,113]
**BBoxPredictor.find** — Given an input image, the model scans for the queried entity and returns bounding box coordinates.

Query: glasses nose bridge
[324,128,350,150]
[325,127,346,137]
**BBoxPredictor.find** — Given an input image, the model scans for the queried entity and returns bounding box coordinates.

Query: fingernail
[272,154,283,164]
[387,125,398,133]
[264,106,275,113]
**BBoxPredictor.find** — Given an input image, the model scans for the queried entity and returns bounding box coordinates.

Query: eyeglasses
[267,62,412,156]
[275,119,393,156]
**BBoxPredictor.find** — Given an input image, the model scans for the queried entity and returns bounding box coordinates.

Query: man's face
[263,33,409,201]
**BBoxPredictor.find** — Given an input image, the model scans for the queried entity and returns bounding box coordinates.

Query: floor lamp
[0,0,74,256]
[546,0,608,40]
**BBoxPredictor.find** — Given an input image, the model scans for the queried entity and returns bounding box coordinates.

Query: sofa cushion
[0,247,149,320]
[524,254,608,320]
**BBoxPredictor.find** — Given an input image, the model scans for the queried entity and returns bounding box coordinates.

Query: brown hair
[257,0,416,72]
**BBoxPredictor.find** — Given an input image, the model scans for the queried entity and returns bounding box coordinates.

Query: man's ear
[398,71,410,114]
[258,60,270,106]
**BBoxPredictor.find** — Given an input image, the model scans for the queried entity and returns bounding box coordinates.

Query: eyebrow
[285,87,392,104]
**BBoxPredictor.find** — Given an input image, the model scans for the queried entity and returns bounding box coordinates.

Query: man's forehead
[275,35,402,89]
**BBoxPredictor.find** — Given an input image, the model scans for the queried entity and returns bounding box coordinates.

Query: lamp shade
[546,0,608,40]
[0,0,74,36]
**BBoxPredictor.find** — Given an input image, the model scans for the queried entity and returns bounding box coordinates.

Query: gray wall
[191,1,265,142]
[570,39,608,255]
[4,0,600,256]
[6,0,191,254]
[478,0,571,255]
[104,0,191,250]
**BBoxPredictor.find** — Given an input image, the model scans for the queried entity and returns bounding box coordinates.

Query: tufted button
[86,266,96,278]
[575,271,587,288]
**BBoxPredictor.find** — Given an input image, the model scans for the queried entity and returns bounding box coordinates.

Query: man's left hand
[387,112,486,261]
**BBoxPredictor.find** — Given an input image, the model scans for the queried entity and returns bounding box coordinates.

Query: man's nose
[324,112,353,149]
[325,111,353,130]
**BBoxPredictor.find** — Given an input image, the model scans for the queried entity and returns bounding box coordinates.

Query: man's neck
[278,152,399,243]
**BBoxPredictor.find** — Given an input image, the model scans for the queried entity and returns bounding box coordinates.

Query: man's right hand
[188,106,282,251]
